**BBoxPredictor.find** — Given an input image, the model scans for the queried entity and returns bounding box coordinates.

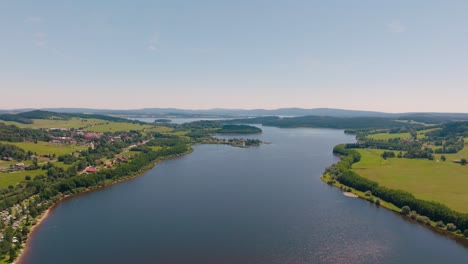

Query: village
[0,127,142,174]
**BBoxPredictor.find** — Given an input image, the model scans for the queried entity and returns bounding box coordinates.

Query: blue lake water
[20,126,468,263]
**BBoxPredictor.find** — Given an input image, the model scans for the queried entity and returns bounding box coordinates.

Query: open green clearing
[0,170,44,188]
[367,129,435,140]
[0,118,105,129]
[353,147,468,213]
[0,141,86,156]
[367,132,412,140]
[85,122,153,132]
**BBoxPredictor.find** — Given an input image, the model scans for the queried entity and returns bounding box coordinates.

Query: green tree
[447,223,457,231]
[401,206,411,215]
[464,229,468,237]
[9,247,17,261]
[441,155,446,161]
[461,158,467,165]
[436,221,446,229]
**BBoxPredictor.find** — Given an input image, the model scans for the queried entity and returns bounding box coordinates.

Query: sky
[1,0,467,112]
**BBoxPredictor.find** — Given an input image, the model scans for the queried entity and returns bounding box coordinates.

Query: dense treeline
[397,114,468,124]
[0,114,33,124]
[326,144,468,231]
[226,116,424,129]
[147,137,186,147]
[349,121,468,159]
[0,123,49,142]
[346,138,422,151]
[179,120,222,130]
[216,125,261,134]
[0,143,27,160]
[425,122,467,154]
[0,110,139,124]
[177,121,262,140]
[431,121,468,137]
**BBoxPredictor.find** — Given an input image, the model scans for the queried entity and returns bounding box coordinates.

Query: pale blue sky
[1,1,467,112]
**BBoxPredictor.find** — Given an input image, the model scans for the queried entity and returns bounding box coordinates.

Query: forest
[225,116,426,129]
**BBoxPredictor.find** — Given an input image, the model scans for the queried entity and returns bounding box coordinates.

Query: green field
[0,118,105,129]
[0,141,86,156]
[0,170,45,188]
[0,117,173,134]
[367,132,412,140]
[85,122,153,132]
[367,129,434,140]
[353,147,468,213]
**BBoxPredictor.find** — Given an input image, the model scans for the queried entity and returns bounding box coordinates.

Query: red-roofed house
[85,167,98,173]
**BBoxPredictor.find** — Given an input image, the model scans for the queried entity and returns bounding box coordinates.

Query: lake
[20,126,468,263]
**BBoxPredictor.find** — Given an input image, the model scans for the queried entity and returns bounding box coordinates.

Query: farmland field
[0,141,86,156]
[85,122,153,132]
[353,146,468,213]
[367,129,434,140]
[0,118,105,129]
[0,170,45,188]
[367,132,412,140]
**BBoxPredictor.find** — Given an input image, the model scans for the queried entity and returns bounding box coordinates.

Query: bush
[409,211,418,219]
[346,187,352,192]
[416,215,431,225]
[25,175,31,181]
[375,198,381,206]
[401,206,411,215]
[365,190,372,197]
[381,151,396,160]
[436,221,446,229]
[464,229,468,237]
[447,223,457,232]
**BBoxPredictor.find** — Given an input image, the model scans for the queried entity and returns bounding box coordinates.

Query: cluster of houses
[83,156,128,174]
[48,128,138,145]
[0,204,26,236]
[9,163,25,170]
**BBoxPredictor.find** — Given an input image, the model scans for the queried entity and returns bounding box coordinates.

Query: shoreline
[15,207,51,264]
[14,147,194,264]
[320,174,468,248]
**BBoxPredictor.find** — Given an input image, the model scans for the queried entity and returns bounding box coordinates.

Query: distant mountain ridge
[1,108,468,122]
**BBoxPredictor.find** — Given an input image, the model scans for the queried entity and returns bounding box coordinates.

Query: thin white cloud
[25,16,43,23]
[33,32,48,47]
[147,34,159,51]
[387,20,406,33]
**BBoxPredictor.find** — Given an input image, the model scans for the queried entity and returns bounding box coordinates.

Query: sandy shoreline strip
[15,207,51,264]
[343,192,358,198]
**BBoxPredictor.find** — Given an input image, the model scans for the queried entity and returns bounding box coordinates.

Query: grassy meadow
[0,141,86,156]
[0,118,104,129]
[0,170,45,188]
[367,132,412,140]
[85,122,153,133]
[353,147,468,213]
[367,129,435,141]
